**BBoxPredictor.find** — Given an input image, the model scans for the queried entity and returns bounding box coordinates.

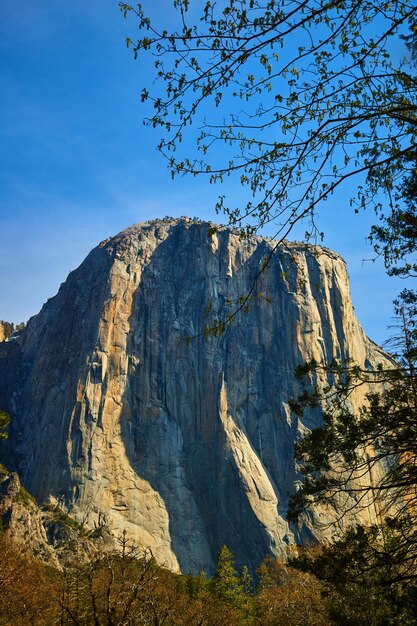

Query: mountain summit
[0,218,389,574]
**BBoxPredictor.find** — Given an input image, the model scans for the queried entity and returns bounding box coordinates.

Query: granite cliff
[0,470,104,569]
[0,218,390,574]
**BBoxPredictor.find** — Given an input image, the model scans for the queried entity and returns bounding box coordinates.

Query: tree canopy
[119,0,417,604]
[290,291,417,510]
[212,545,248,610]
[121,0,417,253]
[288,289,417,588]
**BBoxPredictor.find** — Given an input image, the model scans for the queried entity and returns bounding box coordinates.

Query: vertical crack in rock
[0,217,393,575]
[218,377,290,553]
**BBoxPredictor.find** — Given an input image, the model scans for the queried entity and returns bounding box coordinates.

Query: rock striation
[0,218,390,574]
[0,470,103,568]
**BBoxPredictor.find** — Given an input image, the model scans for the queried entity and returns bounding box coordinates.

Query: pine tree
[212,546,246,610]
[289,291,417,589]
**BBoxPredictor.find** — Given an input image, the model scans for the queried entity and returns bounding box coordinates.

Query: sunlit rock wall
[0,218,389,574]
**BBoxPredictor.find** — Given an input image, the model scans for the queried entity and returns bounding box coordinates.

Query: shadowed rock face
[0,218,389,574]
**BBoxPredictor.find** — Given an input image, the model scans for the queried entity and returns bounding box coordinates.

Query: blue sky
[0,0,405,344]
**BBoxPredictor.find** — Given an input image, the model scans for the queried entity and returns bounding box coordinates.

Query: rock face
[0,472,59,567]
[0,470,108,568]
[0,321,16,342]
[0,218,389,574]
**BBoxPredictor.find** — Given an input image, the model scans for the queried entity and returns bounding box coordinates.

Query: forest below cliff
[1,0,417,623]
[1,219,416,625]
[1,523,416,626]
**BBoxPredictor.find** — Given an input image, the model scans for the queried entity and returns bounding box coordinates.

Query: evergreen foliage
[285,289,417,622]
[293,533,417,624]
[1,518,416,625]
[212,545,247,609]
[0,411,10,441]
